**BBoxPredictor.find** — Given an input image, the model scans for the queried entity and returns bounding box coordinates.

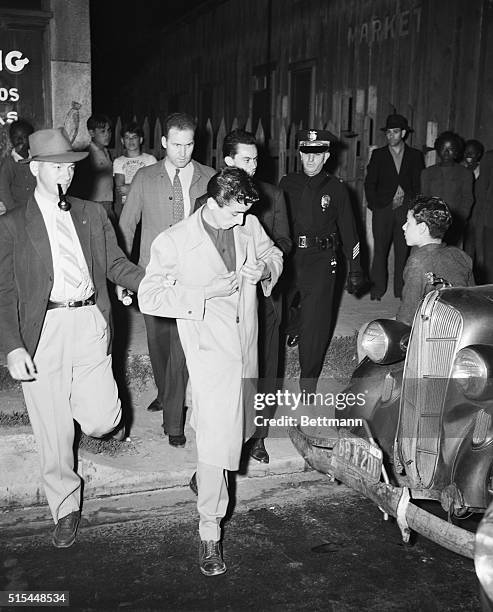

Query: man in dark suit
[364,114,424,299]
[119,113,215,447]
[221,129,291,463]
[474,149,493,282]
[0,128,144,548]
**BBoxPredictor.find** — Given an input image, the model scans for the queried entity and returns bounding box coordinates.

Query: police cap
[297,129,337,153]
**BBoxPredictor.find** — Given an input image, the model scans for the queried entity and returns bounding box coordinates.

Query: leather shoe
[52,510,80,548]
[147,398,162,412]
[189,472,198,496]
[110,425,126,441]
[199,540,227,576]
[287,334,299,347]
[169,433,186,448]
[370,293,382,301]
[249,438,269,463]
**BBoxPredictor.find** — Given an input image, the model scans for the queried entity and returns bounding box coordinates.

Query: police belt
[47,294,96,310]
[297,233,338,250]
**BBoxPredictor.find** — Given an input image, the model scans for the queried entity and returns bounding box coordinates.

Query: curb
[0,431,306,510]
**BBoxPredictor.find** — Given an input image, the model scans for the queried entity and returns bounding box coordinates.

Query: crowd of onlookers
[1,117,490,284]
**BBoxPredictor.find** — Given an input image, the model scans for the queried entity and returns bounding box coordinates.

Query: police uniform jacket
[279,170,361,271]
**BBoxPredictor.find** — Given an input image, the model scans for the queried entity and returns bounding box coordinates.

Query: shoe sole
[52,535,77,548]
[200,565,227,576]
[249,452,269,464]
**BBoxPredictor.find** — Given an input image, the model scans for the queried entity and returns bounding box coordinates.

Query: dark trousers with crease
[254,295,281,439]
[143,314,187,436]
[370,205,409,298]
[289,249,337,395]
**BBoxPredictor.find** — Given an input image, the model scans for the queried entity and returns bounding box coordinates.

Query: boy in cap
[364,113,424,300]
[0,128,144,548]
[280,129,365,396]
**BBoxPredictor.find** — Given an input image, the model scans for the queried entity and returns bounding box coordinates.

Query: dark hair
[87,114,111,131]
[434,131,463,158]
[164,112,196,137]
[464,139,484,157]
[410,195,452,239]
[9,118,34,139]
[207,167,259,208]
[222,129,257,159]
[121,121,143,139]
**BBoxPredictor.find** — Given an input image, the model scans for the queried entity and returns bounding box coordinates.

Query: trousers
[254,294,281,438]
[197,462,229,541]
[289,249,337,394]
[370,205,409,298]
[143,313,187,435]
[22,306,121,523]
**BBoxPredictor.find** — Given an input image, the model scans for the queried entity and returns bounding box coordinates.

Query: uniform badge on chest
[321,194,331,212]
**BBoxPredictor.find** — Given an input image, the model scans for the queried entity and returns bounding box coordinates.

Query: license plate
[331,435,383,484]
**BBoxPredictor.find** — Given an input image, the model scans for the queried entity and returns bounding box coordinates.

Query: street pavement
[0,290,400,511]
[1,473,481,611]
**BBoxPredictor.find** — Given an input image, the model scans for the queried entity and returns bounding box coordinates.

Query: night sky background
[90,0,210,117]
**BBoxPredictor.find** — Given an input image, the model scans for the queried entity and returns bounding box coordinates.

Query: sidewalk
[0,291,400,511]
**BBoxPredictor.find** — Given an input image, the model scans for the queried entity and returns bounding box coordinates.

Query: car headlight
[452,346,493,400]
[360,319,410,365]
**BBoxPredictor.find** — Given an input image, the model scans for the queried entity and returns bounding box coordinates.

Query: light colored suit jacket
[119,158,215,268]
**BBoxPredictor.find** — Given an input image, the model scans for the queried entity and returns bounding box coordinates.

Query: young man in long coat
[138,167,283,576]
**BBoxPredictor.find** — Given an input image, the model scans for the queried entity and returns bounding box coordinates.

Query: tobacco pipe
[57,184,71,211]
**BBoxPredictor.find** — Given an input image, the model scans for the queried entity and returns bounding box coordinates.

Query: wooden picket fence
[110,116,304,183]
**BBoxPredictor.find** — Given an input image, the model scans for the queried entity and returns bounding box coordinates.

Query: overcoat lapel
[399,145,411,178]
[25,196,53,276]
[384,147,399,179]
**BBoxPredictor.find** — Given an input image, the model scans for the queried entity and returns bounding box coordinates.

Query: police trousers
[291,249,337,394]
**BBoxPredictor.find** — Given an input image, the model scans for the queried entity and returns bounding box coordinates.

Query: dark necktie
[173,168,184,223]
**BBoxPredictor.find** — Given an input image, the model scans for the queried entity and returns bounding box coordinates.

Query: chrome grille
[398,291,463,487]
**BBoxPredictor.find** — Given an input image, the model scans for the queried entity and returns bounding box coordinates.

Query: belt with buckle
[47,294,96,310]
[297,235,336,250]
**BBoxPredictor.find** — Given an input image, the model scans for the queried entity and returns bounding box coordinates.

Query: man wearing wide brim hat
[280,129,365,396]
[364,113,424,300]
[0,128,144,548]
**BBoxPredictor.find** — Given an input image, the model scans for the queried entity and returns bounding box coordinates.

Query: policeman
[280,129,365,395]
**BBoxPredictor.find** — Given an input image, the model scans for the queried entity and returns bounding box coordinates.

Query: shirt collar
[11,149,24,163]
[34,188,59,217]
[389,142,405,156]
[164,157,193,178]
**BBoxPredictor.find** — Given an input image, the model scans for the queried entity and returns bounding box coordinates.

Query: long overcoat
[138,206,283,470]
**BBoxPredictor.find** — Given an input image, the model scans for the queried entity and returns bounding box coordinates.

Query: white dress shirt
[35,189,94,301]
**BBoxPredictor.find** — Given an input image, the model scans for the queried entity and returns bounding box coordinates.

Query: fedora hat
[380,114,413,132]
[23,128,88,163]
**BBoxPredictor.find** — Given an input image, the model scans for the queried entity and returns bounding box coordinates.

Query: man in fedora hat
[0,128,144,547]
[280,129,365,396]
[364,113,424,300]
